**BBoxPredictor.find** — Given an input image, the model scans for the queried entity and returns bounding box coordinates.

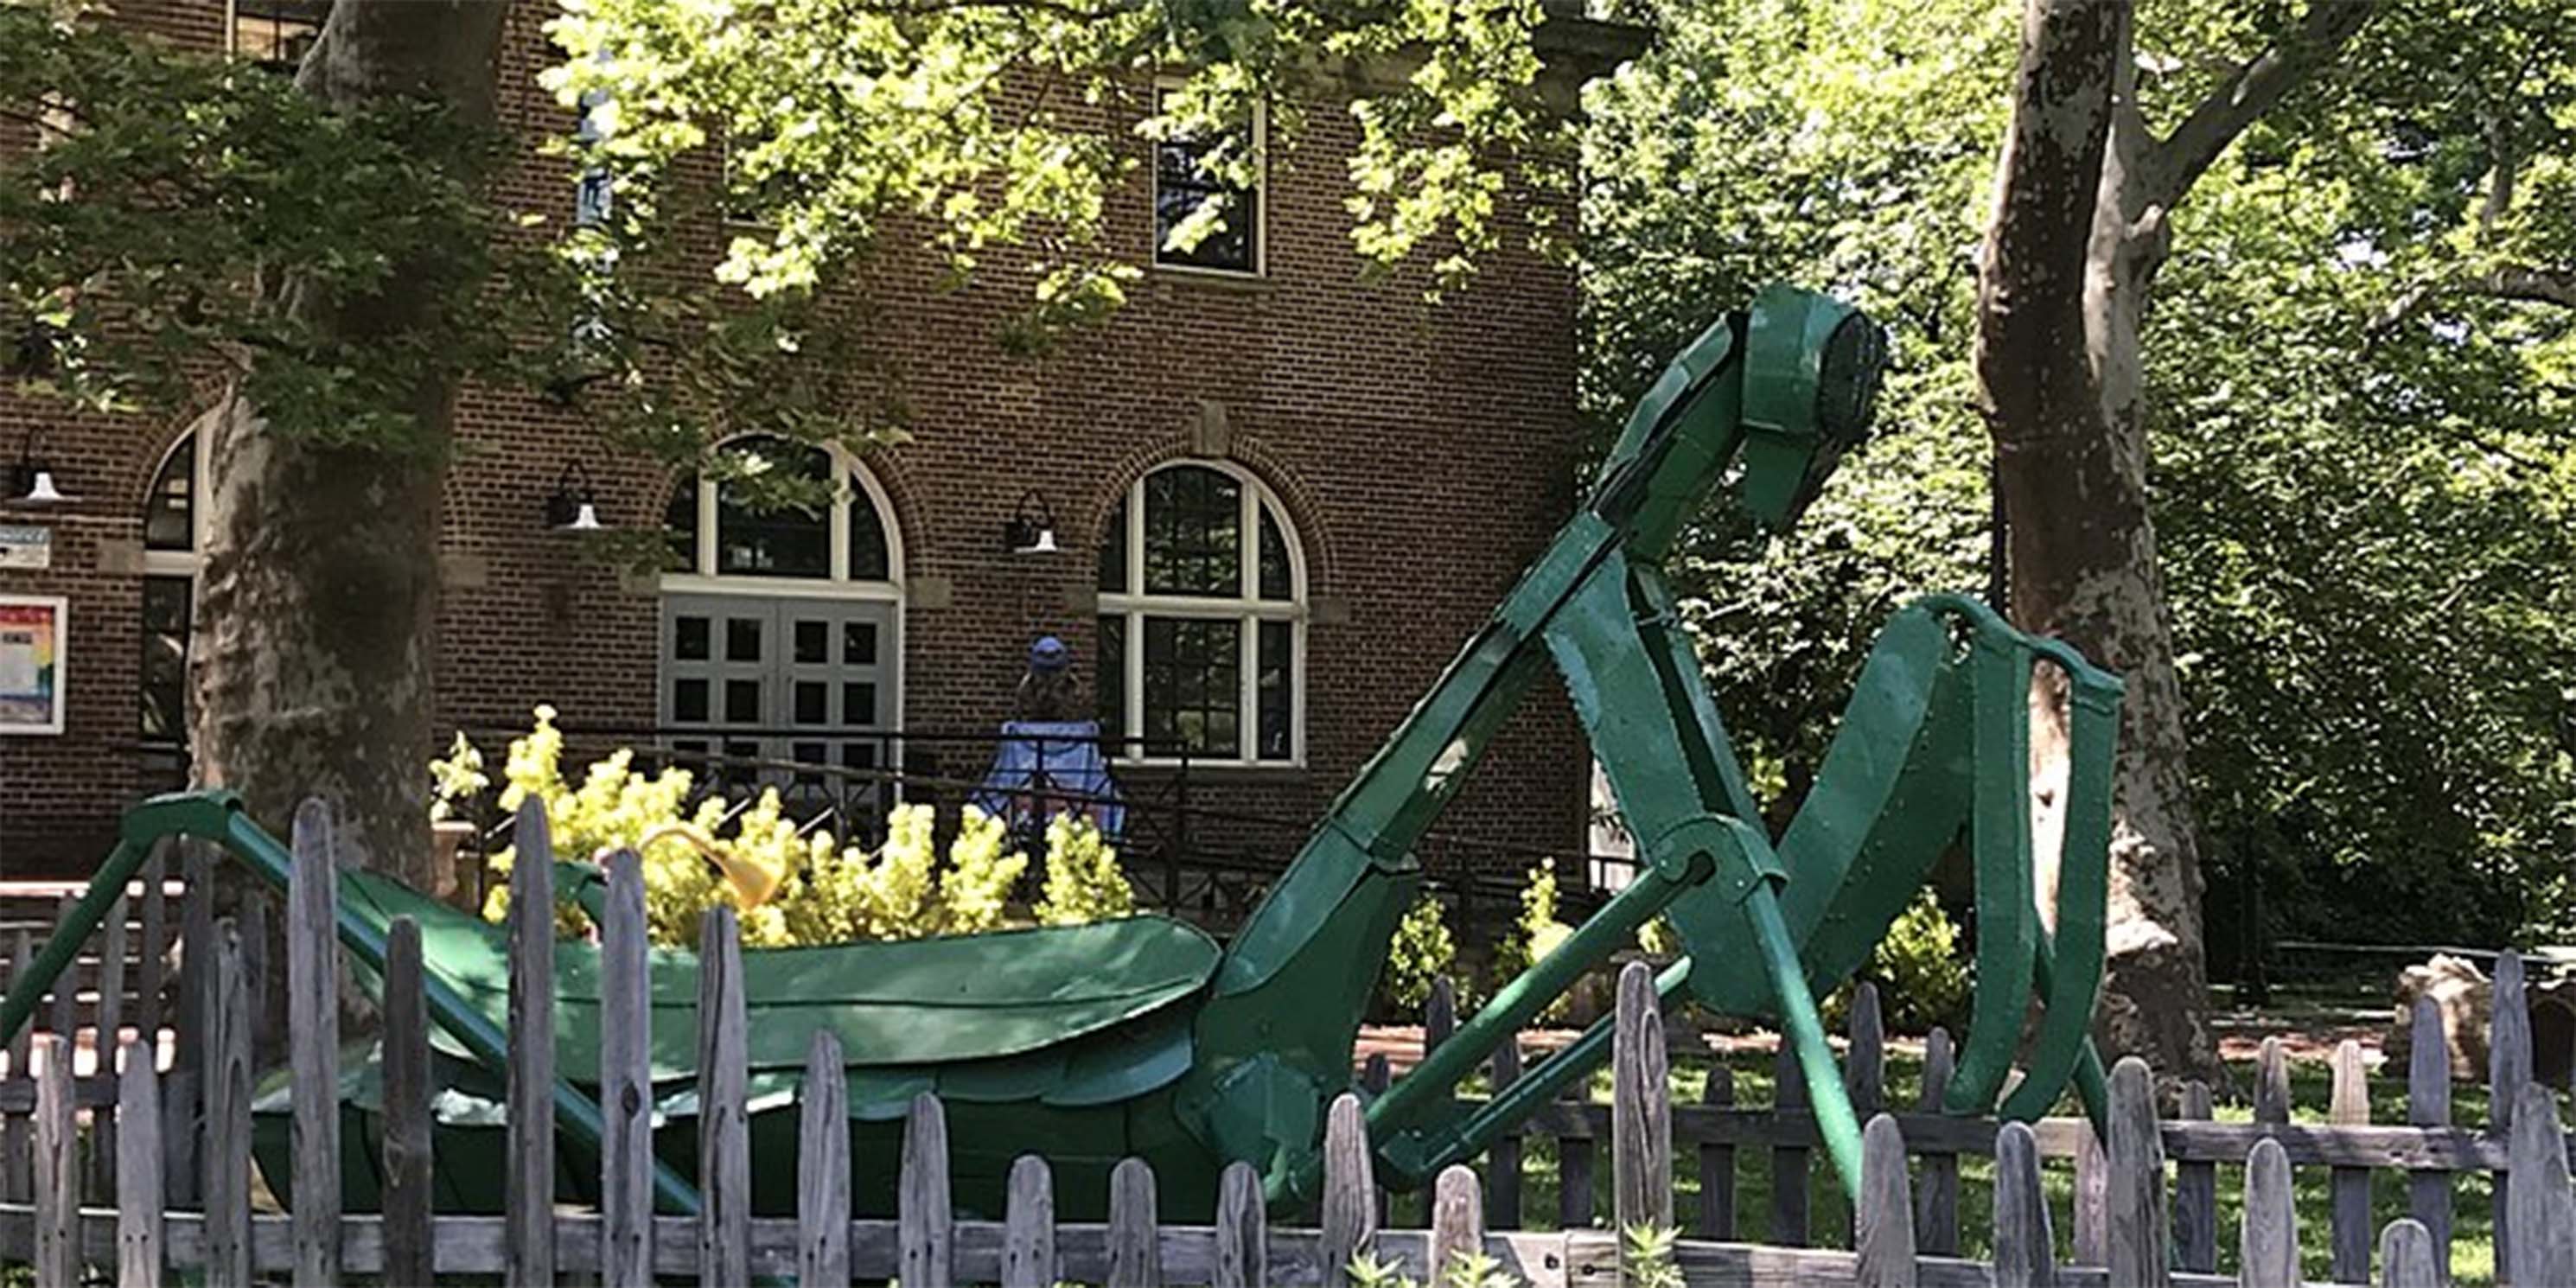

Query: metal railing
[439,723,1597,932]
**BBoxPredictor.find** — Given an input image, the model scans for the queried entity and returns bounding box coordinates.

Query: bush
[1033,813,1135,926]
[1490,863,1574,1023]
[1863,889,1971,1034]
[1380,893,1457,1011]
[449,707,1129,948]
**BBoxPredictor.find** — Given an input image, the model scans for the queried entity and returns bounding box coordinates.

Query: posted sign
[0,526,49,570]
[0,596,66,735]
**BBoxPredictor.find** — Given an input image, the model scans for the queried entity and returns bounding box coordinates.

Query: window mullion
[1238,610,1256,765]
[827,455,850,582]
[1125,609,1145,759]
[698,480,718,577]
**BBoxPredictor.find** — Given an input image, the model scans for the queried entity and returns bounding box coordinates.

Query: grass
[1400,1043,2500,1285]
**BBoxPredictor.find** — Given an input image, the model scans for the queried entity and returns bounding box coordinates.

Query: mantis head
[1736,285,1890,529]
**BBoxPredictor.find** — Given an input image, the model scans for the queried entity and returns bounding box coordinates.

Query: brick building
[0,1,1639,894]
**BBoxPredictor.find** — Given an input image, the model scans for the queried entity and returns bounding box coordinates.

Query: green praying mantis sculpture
[0,284,2121,1222]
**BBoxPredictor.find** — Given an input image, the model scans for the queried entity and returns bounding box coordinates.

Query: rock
[2388,954,2491,1080]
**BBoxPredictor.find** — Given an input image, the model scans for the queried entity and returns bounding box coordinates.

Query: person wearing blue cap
[1013,634,1083,721]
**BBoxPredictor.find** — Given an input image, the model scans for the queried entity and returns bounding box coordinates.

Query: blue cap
[1030,635,1069,673]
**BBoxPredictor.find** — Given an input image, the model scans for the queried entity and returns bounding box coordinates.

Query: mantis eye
[1816,310,1888,453]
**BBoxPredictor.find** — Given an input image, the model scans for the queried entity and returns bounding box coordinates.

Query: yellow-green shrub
[450,708,1125,948]
[1380,893,1456,1011]
[1033,813,1134,926]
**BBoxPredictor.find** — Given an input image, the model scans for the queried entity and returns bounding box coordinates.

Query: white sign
[0,526,49,571]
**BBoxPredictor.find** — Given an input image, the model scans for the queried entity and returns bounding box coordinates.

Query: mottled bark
[191,0,509,889]
[1974,0,2371,1081]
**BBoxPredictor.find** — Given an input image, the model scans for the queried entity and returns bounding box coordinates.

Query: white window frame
[1150,82,1267,278]
[660,438,908,741]
[661,441,907,603]
[1100,460,1305,768]
[143,430,210,580]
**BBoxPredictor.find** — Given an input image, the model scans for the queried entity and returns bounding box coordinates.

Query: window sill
[1113,760,1309,782]
[1149,263,1272,292]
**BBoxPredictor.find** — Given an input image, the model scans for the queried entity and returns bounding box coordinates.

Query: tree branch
[2478,265,2576,309]
[2143,0,2378,209]
[2379,264,2576,329]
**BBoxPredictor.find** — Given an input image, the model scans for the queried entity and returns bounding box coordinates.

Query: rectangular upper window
[1152,90,1264,276]
[231,0,328,73]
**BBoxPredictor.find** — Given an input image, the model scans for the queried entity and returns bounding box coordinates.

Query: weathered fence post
[7,928,33,1205]
[137,844,168,1049]
[1213,1160,1264,1288]
[206,919,251,1288]
[799,1030,851,1288]
[33,1034,76,1288]
[1320,1092,1377,1286]
[1773,1039,1811,1247]
[116,1030,163,1288]
[1559,1064,1596,1229]
[1993,1119,2056,1288]
[2323,1038,2372,1285]
[1914,1028,1958,1256]
[2072,1120,2107,1266]
[1701,1062,1737,1240]
[2405,996,2454,1285]
[1362,1051,1394,1227]
[167,838,214,1208]
[2255,1033,2293,1126]
[1856,1114,1916,1288]
[2242,1137,2300,1288]
[2381,1218,2439,1288]
[289,800,342,1288]
[1612,960,1673,1232]
[1489,1036,1525,1231]
[1431,1163,1487,1281]
[506,799,558,1287]
[2494,949,2532,1286]
[599,848,653,1288]
[1005,1155,1058,1288]
[700,905,751,1288]
[48,895,76,1049]
[2107,1056,2171,1288]
[115,1034,163,1288]
[1425,976,1457,1055]
[1108,1156,1162,1288]
[2176,1080,2219,1275]
[2505,1082,2576,1288]
[382,916,433,1288]
[91,886,127,1199]
[901,1092,954,1288]
[1846,983,1885,1242]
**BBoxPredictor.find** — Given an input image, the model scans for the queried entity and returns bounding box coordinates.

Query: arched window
[1097,461,1304,765]
[660,437,903,793]
[140,430,207,762]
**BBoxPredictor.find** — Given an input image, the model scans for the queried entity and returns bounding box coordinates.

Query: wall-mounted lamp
[6,428,73,509]
[1004,489,1058,555]
[544,461,603,532]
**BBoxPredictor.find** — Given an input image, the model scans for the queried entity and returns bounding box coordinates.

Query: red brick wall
[0,3,1588,884]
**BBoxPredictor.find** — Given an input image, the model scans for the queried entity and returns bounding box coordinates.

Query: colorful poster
[0,596,65,736]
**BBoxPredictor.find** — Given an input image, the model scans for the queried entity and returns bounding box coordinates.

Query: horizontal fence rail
[0,795,2567,1285]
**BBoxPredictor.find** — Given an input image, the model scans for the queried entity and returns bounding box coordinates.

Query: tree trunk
[191,0,509,890]
[1973,0,2216,1081]
[1976,0,2374,1081]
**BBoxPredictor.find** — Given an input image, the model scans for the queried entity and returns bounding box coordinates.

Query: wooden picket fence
[0,798,2571,1284]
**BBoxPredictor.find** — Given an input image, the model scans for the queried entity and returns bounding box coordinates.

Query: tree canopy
[1583,0,2576,963]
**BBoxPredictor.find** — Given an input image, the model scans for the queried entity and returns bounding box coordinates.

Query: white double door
[658,593,899,806]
